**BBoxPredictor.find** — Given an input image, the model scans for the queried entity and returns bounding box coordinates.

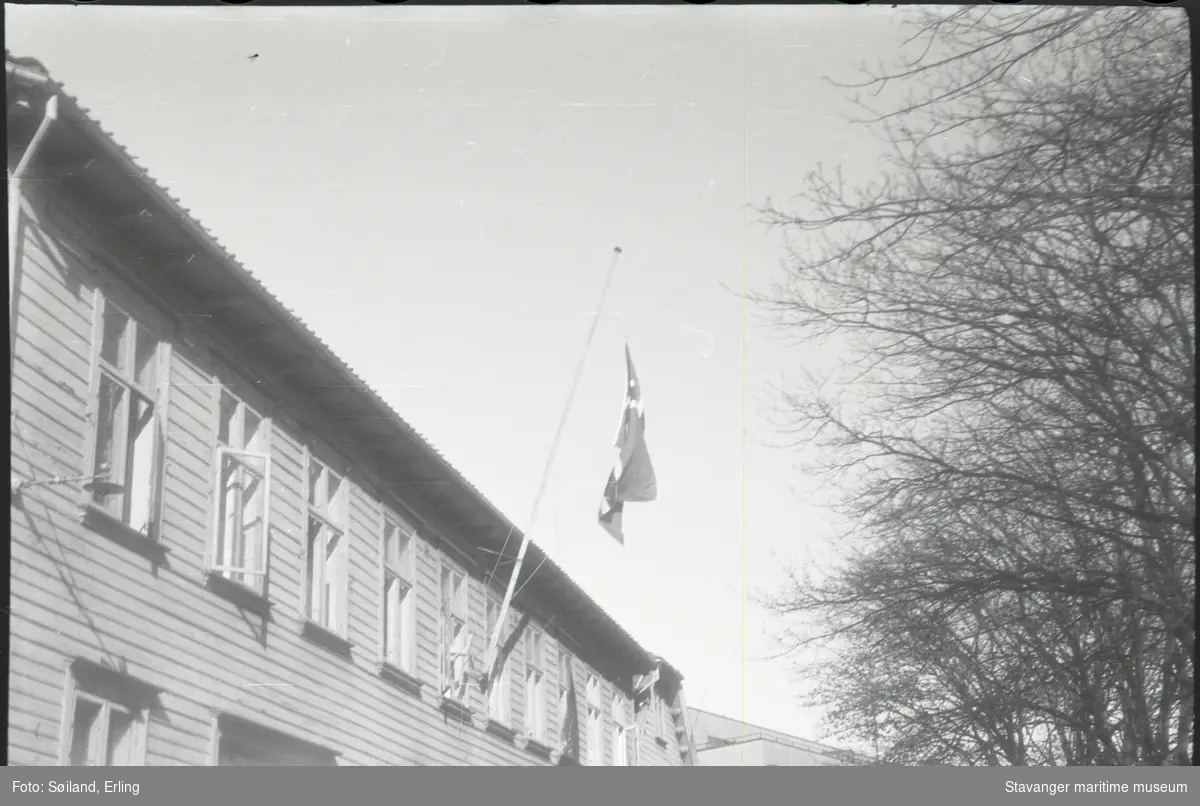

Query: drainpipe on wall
[9,90,59,374]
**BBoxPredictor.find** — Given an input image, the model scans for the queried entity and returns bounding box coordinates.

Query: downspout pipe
[9,89,59,374]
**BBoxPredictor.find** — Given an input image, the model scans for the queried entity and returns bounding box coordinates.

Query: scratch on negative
[560,102,660,108]
[669,310,716,358]
[420,40,448,73]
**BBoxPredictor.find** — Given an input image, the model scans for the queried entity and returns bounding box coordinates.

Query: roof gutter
[9,67,58,376]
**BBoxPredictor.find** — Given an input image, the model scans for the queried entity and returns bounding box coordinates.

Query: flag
[598,345,658,543]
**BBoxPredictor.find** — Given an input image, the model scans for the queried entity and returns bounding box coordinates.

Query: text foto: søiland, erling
[12,780,140,796]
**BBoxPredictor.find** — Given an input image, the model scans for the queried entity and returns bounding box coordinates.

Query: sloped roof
[8,52,681,685]
[687,706,875,764]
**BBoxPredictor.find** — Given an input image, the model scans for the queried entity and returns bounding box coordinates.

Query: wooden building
[7,53,695,767]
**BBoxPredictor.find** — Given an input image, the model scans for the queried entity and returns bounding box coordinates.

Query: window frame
[303,451,351,638]
[81,288,172,542]
[484,594,514,726]
[379,509,419,675]
[439,561,472,702]
[636,669,667,740]
[209,713,338,767]
[654,689,668,738]
[556,648,577,753]
[523,625,548,741]
[585,674,605,766]
[612,693,630,767]
[205,386,273,597]
[58,664,150,767]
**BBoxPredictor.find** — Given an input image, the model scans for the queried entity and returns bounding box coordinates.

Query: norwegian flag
[597,345,657,543]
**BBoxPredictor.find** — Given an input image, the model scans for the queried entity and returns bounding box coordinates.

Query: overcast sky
[8,3,921,749]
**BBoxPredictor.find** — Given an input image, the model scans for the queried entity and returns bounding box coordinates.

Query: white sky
[7,3,921,746]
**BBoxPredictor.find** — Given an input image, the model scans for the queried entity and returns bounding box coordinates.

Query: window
[485,595,512,725]
[440,565,471,702]
[305,456,349,635]
[213,714,337,766]
[66,696,142,766]
[557,649,579,758]
[85,294,167,537]
[209,389,272,593]
[523,626,547,741]
[635,669,666,739]
[653,689,667,738]
[612,694,629,766]
[381,515,417,673]
[585,675,604,766]
[60,664,150,766]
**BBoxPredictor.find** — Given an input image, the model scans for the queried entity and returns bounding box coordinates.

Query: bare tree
[758,7,1193,766]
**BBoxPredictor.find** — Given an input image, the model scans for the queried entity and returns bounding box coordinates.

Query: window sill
[79,503,168,564]
[205,571,271,617]
[439,696,473,725]
[71,657,165,709]
[377,661,423,698]
[301,620,353,658]
[521,736,553,760]
[419,686,446,710]
[486,719,517,743]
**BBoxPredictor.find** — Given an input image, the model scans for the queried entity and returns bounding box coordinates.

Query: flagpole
[482,246,625,687]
